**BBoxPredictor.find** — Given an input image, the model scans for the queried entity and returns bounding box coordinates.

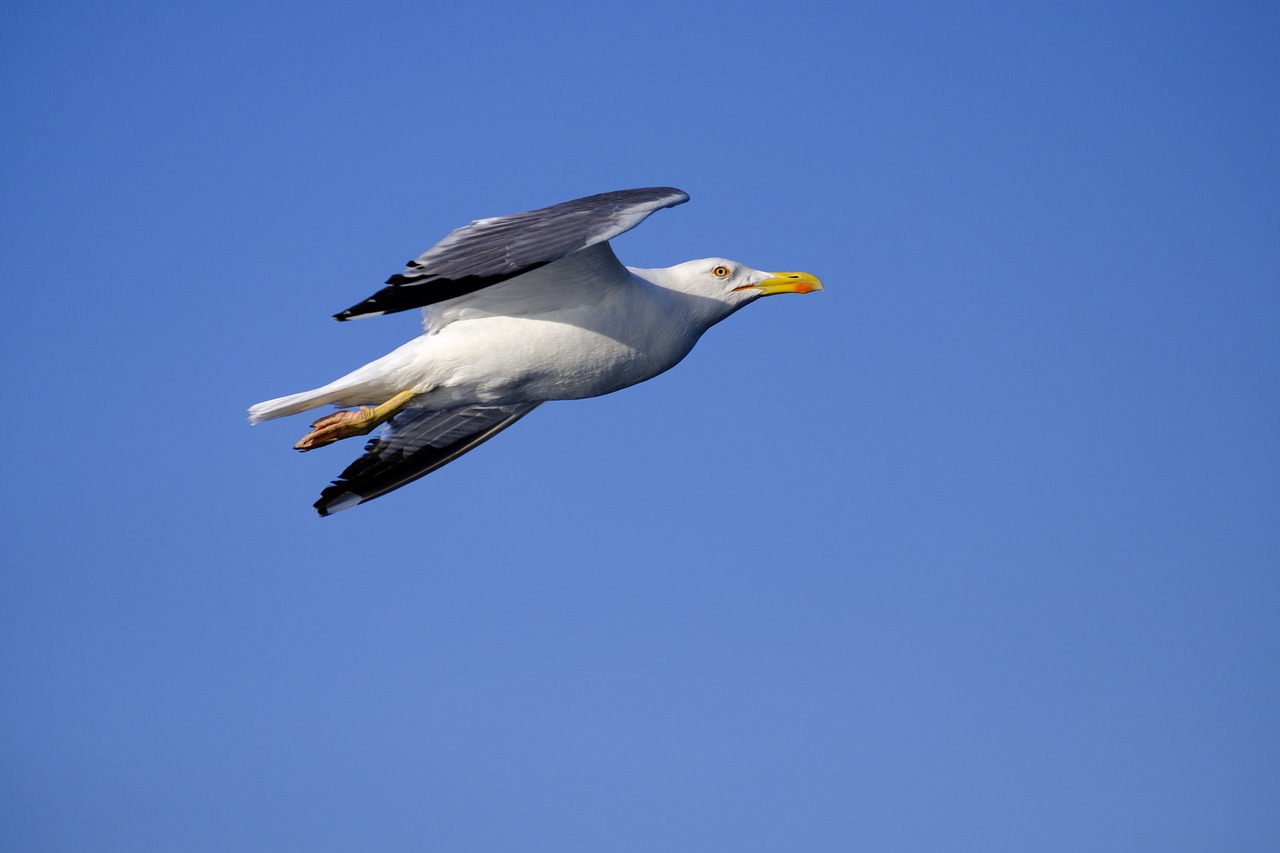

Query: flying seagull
[249,187,822,515]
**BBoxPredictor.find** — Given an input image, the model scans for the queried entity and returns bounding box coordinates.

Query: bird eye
[712,265,731,278]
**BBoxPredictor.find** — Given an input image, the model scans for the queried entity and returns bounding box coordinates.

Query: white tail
[249,340,419,424]
[248,387,354,424]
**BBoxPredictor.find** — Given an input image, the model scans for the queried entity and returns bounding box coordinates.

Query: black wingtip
[332,303,383,321]
[314,486,364,516]
[313,437,382,514]
[333,269,548,321]
[315,482,371,516]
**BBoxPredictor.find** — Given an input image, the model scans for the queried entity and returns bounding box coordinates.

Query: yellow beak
[735,271,824,296]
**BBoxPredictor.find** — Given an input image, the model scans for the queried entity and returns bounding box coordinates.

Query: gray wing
[333,187,689,321]
[314,403,541,515]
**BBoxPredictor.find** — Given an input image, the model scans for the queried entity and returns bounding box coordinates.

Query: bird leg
[294,389,418,451]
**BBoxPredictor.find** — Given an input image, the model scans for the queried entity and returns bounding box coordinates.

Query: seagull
[249,187,822,515]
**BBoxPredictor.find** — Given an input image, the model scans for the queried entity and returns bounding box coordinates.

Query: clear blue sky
[3,1,1278,850]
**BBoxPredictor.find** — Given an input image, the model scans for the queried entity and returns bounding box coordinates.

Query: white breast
[415,277,700,404]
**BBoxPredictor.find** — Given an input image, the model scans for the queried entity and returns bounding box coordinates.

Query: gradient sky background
[3,1,1278,850]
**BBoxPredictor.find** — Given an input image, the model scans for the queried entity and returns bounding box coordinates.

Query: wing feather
[333,187,688,321]
[314,403,540,515]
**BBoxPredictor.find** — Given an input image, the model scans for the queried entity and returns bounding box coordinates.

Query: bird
[248,187,822,515]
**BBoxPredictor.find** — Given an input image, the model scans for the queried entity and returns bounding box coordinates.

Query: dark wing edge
[333,187,689,321]
[314,403,541,516]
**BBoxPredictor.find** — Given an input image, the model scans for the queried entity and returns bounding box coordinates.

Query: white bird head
[650,257,823,314]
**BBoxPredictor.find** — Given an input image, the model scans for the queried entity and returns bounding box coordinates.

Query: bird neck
[629,267,743,332]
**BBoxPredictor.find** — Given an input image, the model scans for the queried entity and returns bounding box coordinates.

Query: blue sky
[3,1,1278,850]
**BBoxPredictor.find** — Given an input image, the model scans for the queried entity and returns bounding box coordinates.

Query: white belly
[405,297,700,405]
